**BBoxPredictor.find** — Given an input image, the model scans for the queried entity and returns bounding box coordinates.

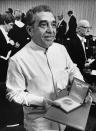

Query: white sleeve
[6,59,44,106]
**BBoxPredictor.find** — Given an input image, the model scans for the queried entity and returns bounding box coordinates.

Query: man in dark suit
[66,20,91,76]
[66,10,77,39]
[65,20,95,131]
[55,14,67,44]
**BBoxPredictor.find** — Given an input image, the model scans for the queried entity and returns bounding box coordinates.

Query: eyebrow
[39,20,56,25]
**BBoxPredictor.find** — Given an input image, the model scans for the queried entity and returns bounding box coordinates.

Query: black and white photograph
[0,0,96,131]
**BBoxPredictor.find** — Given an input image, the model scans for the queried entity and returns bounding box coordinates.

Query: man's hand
[43,97,60,109]
[85,59,95,67]
[9,40,15,46]
[85,92,92,103]
[15,42,20,48]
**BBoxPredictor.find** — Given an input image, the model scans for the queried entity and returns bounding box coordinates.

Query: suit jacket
[8,24,31,44]
[8,24,31,56]
[68,15,77,32]
[66,35,86,74]
[8,24,30,48]
[56,19,67,44]
[0,30,12,57]
[0,30,23,127]
[66,15,77,38]
[57,19,67,35]
[0,30,13,82]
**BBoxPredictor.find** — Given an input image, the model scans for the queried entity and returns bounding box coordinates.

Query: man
[6,5,84,131]
[55,14,67,44]
[65,20,93,78]
[66,10,77,39]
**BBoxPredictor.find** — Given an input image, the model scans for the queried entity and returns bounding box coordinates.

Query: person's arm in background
[0,50,12,60]
[0,40,14,60]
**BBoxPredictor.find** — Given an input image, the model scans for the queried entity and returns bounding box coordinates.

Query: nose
[87,27,90,32]
[87,28,90,32]
[47,24,54,33]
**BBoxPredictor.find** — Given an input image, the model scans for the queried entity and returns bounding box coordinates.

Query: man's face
[30,11,56,49]
[68,13,71,17]
[79,26,90,37]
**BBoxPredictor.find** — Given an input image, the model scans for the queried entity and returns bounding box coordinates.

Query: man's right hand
[43,97,60,109]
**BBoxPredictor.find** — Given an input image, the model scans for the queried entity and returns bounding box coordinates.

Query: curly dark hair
[25,5,54,26]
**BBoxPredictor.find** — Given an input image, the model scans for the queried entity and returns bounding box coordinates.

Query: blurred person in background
[55,13,67,44]
[66,10,77,39]
[0,13,25,131]
[0,13,15,82]
[65,19,94,81]
[8,9,31,56]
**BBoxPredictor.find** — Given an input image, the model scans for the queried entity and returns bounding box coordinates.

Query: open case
[55,77,90,113]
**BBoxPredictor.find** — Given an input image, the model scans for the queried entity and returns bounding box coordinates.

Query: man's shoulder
[70,15,76,21]
[11,43,30,60]
[53,42,64,47]
[71,15,76,19]
[51,42,67,51]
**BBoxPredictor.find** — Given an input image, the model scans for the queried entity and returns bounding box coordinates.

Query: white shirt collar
[77,34,86,43]
[77,34,87,58]
[15,20,25,28]
[58,18,64,27]
[29,40,47,53]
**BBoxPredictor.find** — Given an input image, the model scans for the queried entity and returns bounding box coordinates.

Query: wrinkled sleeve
[6,59,44,106]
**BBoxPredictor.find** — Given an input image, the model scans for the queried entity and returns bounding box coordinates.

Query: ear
[26,25,33,37]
